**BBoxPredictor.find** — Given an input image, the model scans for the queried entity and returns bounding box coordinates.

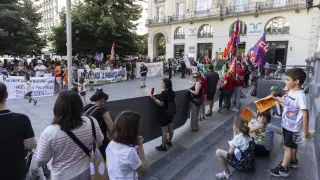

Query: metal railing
[262,64,313,84]
[146,0,304,26]
[174,34,185,39]
[197,32,214,38]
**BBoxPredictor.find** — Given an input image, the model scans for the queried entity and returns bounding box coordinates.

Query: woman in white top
[33,90,104,180]
[106,111,147,180]
[34,60,47,77]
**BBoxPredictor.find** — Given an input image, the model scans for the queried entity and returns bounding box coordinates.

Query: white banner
[184,55,191,69]
[0,75,55,99]
[77,68,126,85]
[136,62,163,78]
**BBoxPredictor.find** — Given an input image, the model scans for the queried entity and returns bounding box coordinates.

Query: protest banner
[77,68,126,85]
[254,95,276,112]
[136,62,163,78]
[183,55,191,68]
[0,75,55,99]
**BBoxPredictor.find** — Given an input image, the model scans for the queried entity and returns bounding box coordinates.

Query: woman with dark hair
[83,89,113,160]
[151,78,176,151]
[33,90,104,180]
[106,111,147,179]
[189,72,203,132]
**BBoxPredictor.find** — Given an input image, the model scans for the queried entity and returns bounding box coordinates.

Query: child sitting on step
[215,116,255,179]
[248,109,283,156]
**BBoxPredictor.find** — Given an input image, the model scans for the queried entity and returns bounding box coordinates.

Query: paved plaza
[5,76,318,180]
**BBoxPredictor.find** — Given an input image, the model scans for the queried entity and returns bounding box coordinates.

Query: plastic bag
[292,130,315,146]
[26,153,51,180]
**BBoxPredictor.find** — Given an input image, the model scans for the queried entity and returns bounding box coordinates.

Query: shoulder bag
[64,117,109,180]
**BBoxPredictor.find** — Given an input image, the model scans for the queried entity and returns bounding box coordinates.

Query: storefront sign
[136,62,163,78]
[0,75,55,99]
[188,28,197,36]
[249,22,262,34]
[78,68,126,85]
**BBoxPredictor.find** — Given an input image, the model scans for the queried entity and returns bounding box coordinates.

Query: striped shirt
[33,116,104,180]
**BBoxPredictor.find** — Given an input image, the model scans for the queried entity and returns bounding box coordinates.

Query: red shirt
[201,78,207,100]
[223,75,235,91]
[234,69,245,87]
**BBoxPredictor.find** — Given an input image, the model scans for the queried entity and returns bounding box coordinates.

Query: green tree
[50,0,142,56]
[0,0,46,56]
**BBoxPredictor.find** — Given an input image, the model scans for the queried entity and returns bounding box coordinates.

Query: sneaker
[215,171,230,179]
[218,108,222,113]
[231,108,239,112]
[29,99,32,103]
[270,164,289,177]
[205,113,212,116]
[289,159,298,168]
[167,141,172,147]
[155,145,167,152]
[34,101,38,106]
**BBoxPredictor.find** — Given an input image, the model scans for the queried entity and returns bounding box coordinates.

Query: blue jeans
[234,87,242,110]
[219,90,234,111]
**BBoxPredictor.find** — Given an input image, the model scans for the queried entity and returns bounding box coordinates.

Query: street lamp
[66,0,72,90]
[306,0,320,13]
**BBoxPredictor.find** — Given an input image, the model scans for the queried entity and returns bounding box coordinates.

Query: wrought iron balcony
[174,34,185,39]
[154,0,165,3]
[198,32,214,38]
[146,0,305,27]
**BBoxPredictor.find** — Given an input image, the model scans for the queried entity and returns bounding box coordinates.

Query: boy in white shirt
[270,68,309,177]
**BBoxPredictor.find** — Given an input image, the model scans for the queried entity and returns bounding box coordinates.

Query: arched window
[265,17,290,35]
[198,24,213,38]
[229,21,247,36]
[174,27,185,39]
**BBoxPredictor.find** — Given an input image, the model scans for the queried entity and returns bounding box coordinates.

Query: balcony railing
[174,34,185,39]
[146,0,304,27]
[198,32,214,38]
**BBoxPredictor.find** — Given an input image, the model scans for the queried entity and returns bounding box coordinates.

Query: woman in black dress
[151,78,176,151]
[83,89,113,160]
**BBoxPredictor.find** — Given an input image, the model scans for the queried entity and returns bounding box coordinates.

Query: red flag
[110,41,115,61]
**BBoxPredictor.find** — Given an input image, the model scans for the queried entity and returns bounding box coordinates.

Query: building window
[229,21,247,36]
[174,27,185,39]
[175,3,184,20]
[198,24,213,38]
[265,17,290,35]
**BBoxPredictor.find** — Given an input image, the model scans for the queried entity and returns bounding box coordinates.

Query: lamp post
[66,0,72,90]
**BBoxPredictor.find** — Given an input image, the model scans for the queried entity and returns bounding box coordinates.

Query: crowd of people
[0,52,311,180]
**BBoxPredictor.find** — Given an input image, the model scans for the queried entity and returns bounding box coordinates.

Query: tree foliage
[0,0,46,56]
[50,0,145,56]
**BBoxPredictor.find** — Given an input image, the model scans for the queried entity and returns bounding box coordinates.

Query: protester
[106,111,148,179]
[199,72,206,120]
[126,62,132,80]
[215,116,255,179]
[218,72,235,113]
[232,62,245,112]
[23,76,38,106]
[205,64,219,116]
[269,86,283,118]
[34,60,46,77]
[54,61,62,92]
[83,89,113,160]
[248,110,282,156]
[140,62,148,88]
[74,78,88,105]
[33,90,104,180]
[0,82,37,180]
[151,78,176,151]
[181,60,186,78]
[270,68,309,177]
[189,72,203,132]
[62,63,68,90]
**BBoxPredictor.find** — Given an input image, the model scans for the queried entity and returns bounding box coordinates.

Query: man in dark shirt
[0,82,37,180]
[205,64,219,116]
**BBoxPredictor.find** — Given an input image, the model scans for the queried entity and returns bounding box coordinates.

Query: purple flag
[249,34,267,67]
[94,52,102,62]
[232,18,240,58]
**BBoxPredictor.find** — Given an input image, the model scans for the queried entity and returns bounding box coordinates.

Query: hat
[283,86,289,91]
[37,60,43,64]
[269,86,279,91]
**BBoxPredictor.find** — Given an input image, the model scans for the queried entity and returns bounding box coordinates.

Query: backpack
[165,90,176,116]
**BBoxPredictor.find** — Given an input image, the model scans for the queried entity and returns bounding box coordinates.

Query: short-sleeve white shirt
[106,141,141,180]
